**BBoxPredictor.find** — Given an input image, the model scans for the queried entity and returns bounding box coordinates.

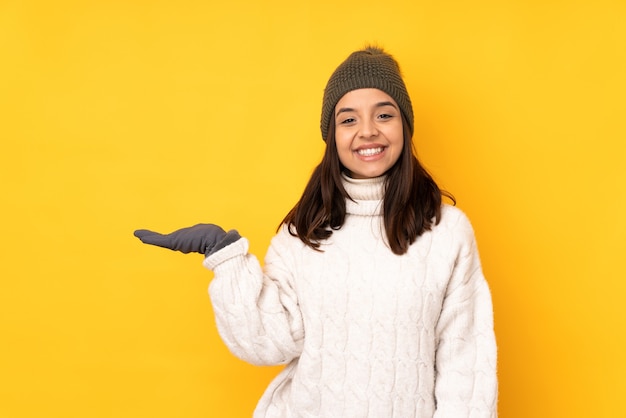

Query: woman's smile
[355,146,386,157]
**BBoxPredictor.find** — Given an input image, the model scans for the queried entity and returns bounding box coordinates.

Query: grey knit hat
[320,46,414,141]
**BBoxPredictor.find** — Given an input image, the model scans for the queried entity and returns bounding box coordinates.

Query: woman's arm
[204,230,305,366]
[434,213,498,417]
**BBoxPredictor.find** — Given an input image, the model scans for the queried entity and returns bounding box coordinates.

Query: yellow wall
[1,0,625,417]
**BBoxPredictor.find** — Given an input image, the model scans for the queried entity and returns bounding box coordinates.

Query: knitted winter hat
[320,46,414,141]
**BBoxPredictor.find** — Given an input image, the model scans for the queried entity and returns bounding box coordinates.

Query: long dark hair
[280,115,454,255]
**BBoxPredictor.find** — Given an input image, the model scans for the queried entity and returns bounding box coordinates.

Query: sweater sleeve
[433,212,498,418]
[203,230,304,366]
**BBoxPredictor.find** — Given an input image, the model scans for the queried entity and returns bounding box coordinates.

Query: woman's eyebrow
[335,107,355,117]
[335,101,398,118]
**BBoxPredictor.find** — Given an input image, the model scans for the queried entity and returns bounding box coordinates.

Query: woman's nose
[358,119,379,138]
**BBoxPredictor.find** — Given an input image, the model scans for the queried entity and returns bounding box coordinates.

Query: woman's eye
[378,113,392,119]
[340,117,356,124]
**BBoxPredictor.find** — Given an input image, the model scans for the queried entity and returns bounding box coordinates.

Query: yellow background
[1,0,625,417]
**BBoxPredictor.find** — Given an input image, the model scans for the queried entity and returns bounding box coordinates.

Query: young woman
[135,46,498,417]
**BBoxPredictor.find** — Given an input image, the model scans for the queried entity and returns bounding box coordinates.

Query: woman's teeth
[357,147,384,156]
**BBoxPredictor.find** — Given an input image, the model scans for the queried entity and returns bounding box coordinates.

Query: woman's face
[334,88,404,179]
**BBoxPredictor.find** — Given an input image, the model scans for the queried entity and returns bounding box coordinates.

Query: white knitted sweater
[204,175,498,417]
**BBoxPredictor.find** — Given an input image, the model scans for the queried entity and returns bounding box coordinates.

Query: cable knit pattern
[205,175,498,417]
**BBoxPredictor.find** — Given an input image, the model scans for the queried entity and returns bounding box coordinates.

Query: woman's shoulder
[436,204,477,240]
[269,223,308,251]
[440,203,469,223]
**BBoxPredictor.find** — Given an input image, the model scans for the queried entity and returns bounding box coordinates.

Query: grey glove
[133,224,241,256]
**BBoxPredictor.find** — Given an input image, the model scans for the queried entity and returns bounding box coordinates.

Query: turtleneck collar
[341,172,386,216]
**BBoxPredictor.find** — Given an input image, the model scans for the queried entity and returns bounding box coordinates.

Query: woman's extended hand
[133,224,241,256]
